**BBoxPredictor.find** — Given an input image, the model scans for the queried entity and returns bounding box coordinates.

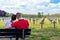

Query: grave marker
[33,19,35,24]
[40,18,45,29]
[53,21,56,29]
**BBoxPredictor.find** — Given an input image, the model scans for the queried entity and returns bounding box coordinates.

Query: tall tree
[41,12,43,17]
[38,12,42,18]
[0,10,7,17]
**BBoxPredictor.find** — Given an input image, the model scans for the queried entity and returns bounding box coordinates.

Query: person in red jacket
[5,12,29,29]
[11,19,29,29]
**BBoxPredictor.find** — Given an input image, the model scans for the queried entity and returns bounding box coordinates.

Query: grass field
[0,18,60,40]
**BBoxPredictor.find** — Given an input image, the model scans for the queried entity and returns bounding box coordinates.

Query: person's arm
[5,24,12,29]
[27,20,29,28]
[5,22,17,29]
[25,20,29,28]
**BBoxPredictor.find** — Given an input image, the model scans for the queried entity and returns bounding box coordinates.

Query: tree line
[0,10,60,18]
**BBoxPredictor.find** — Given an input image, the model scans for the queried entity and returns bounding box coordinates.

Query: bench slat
[0,29,31,38]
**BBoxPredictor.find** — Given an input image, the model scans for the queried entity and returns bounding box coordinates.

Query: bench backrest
[0,29,31,38]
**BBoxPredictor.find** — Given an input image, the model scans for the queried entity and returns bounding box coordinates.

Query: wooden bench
[0,29,31,40]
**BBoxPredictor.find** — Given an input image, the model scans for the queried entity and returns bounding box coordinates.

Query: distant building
[0,10,7,17]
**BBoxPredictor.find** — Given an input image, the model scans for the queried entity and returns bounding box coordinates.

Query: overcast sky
[0,0,60,14]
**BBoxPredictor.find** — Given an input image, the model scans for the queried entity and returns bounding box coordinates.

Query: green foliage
[0,18,60,40]
[38,12,44,18]
[41,37,50,40]
[22,14,38,18]
[38,12,42,18]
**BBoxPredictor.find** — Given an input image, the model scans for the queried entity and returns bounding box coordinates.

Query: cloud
[47,3,60,13]
[48,3,56,8]
[0,0,60,14]
[28,0,50,4]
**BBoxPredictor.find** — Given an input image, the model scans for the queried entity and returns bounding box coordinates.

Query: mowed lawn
[0,20,6,29]
[29,18,60,29]
[0,18,60,40]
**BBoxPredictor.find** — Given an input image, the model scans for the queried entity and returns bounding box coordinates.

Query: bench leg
[16,37,19,40]
[21,38,25,40]
[10,38,12,40]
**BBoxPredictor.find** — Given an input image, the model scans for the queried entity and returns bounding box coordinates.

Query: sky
[0,0,60,14]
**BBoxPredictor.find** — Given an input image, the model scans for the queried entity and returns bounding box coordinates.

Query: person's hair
[16,12,21,19]
[11,14,16,22]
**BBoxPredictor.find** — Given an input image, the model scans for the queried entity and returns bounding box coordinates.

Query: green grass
[0,18,60,40]
[0,20,6,29]
[41,37,50,40]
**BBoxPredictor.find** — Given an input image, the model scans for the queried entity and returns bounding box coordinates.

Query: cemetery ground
[0,18,60,40]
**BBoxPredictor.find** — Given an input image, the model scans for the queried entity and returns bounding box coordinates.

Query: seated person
[4,14,16,40]
[5,14,16,29]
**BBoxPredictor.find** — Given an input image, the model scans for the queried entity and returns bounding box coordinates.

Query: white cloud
[48,3,57,8]
[0,0,60,14]
[36,5,46,9]
[28,0,50,4]
[57,3,60,8]
[47,9,60,14]
[40,3,60,14]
